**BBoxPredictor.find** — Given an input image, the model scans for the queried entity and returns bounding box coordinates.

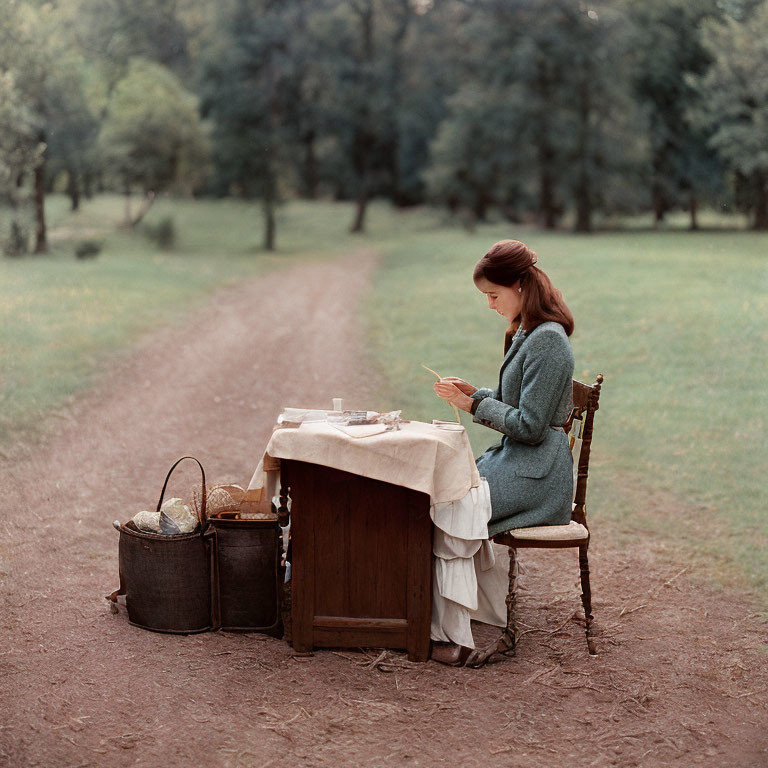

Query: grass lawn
[2,195,765,599]
[367,222,768,598]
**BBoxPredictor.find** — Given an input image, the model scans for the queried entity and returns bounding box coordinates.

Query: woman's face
[475,277,522,322]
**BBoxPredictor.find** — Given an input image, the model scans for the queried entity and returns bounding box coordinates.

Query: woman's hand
[441,377,477,396]
[434,380,475,413]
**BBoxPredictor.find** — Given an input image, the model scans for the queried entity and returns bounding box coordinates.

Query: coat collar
[498,327,528,381]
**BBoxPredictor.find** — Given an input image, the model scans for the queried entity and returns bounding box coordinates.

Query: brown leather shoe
[431,643,472,666]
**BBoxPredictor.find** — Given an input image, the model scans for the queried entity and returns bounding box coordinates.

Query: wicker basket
[108,456,215,634]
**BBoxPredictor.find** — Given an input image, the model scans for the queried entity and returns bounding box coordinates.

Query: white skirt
[430,479,508,648]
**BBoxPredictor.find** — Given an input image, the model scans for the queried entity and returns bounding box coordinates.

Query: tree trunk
[124,187,132,226]
[473,187,490,221]
[83,173,94,199]
[652,185,666,225]
[650,140,670,225]
[534,59,558,230]
[6,172,28,257]
[573,58,592,234]
[130,192,155,228]
[575,192,591,233]
[350,185,369,234]
[349,0,374,234]
[263,196,276,251]
[33,150,47,253]
[263,35,280,248]
[301,130,318,199]
[294,2,318,201]
[8,221,26,257]
[753,171,768,230]
[122,189,155,229]
[574,190,591,235]
[689,192,698,231]
[67,170,81,212]
[387,0,411,206]
[538,163,557,229]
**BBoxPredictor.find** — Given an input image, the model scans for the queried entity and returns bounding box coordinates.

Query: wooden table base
[281,460,433,661]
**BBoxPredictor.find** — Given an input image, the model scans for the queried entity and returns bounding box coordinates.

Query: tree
[44,53,102,211]
[426,86,526,222]
[1,1,111,250]
[71,0,193,83]
[425,0,644,231]
[200,0,294,250]
[558,2,644,232]
[691,1,768,229]
[98,58,209,227]
[0,0,50,253]
[625,0,723,228]
[0,1,50,252]
[334,0,390,233]
[494,0,574,229]
[385,0,459,206]
[0,72,44,256]
[307,0,434,230]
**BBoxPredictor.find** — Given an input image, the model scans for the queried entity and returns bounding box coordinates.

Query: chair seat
[500,520,589,542]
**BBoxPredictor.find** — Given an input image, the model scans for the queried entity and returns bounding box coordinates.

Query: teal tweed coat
[472,321,574,537]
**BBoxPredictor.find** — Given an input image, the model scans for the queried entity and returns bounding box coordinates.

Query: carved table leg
[277,484,290,528]
[278,483,292,645]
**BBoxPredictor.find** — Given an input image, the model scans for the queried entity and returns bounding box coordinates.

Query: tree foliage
[2,0,768,243]
[98,58,208,224]
[691,0,768,228]
[0,72,43,255]
[625,0,723,227]
[198,0,300,249]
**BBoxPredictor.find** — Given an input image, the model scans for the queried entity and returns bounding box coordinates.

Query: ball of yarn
[160,497,197,533]
[206,484,245,515]
[132,510,162,533]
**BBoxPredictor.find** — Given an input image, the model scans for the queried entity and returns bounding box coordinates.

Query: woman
[431,239,574,663]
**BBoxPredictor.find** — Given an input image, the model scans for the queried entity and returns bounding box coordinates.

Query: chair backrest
[569,375,603,527]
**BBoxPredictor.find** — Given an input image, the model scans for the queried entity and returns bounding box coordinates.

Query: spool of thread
[332,398,343,411]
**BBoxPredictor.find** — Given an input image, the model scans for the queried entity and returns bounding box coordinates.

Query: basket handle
[156,456,207,528]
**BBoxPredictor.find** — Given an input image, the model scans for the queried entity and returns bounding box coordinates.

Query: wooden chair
[468,374,604,666]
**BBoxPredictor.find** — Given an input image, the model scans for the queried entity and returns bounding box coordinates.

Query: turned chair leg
[578,542,597,656]
[504,546,518,646]
[466,547,517,668]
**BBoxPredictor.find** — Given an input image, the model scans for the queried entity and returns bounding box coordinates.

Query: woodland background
[2,0,768,257]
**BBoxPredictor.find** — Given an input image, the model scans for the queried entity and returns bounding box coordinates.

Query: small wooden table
[281,460,433,661]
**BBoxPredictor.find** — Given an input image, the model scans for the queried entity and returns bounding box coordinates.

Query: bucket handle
[156,456,207,529]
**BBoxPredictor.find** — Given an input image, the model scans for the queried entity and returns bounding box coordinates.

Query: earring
[518,287,522,293]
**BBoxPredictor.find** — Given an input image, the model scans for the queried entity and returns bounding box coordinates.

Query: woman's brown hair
[473,239,574,337]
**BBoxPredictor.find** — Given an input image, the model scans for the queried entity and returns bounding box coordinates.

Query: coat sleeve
[472,328,572,445]
[470,387,495,415]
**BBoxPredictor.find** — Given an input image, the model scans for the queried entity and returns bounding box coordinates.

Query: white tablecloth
[251,420,480,505]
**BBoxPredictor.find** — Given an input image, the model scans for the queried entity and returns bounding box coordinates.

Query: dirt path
[1,252,766,768]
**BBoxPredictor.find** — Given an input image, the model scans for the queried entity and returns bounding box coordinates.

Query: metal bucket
[211,517,282,636]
